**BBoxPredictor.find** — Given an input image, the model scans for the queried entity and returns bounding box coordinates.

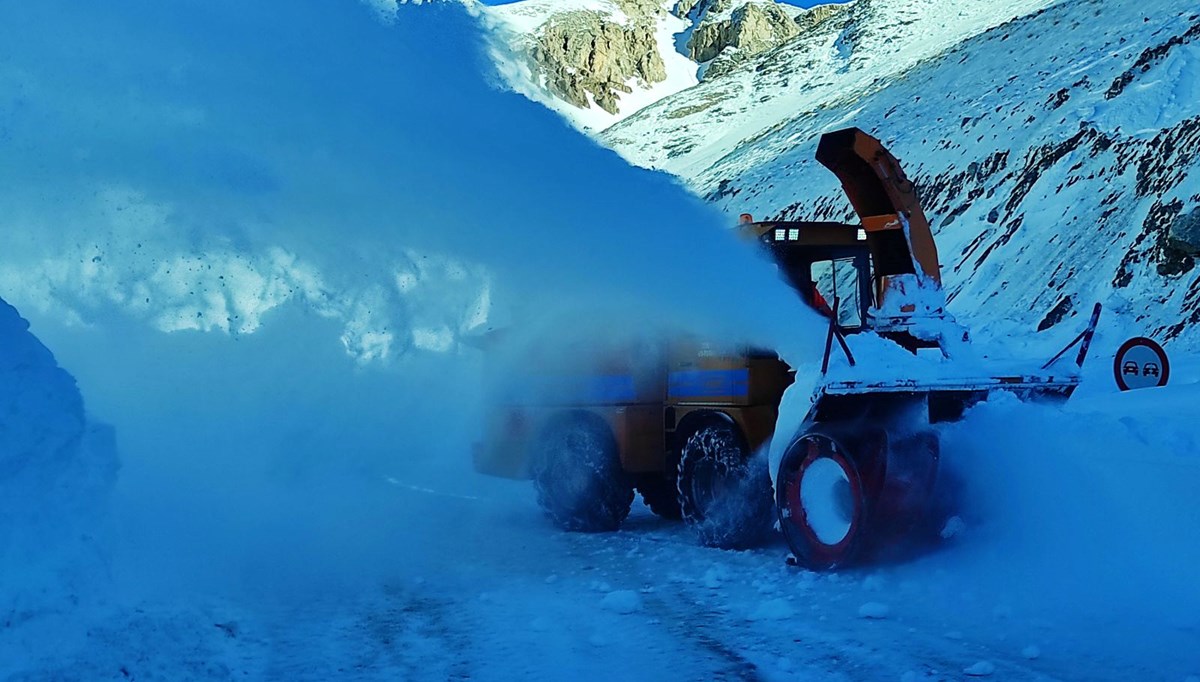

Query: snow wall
[0,297,117,618]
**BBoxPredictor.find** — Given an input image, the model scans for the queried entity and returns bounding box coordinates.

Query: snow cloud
[0,0,816,614]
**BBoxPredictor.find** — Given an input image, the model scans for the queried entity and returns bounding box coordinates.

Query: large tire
[531,412,633,533]
[676,415,774,549]
[776,432,869,570]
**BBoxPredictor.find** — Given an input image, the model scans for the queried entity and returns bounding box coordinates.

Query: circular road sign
[1113,337,1170,391]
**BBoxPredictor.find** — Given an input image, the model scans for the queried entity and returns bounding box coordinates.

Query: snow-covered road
[15,439,1194,682]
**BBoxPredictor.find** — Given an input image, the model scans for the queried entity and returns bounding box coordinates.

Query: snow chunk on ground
[964,660,996,676]
[601,590,643,614]
[858,602,891,619]
[1022,645,1041,660]
[747,598,795,621]
[940,516,967,539]
[703,564,729,589]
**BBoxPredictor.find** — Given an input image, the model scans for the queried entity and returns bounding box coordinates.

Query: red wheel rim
[782,436,863,566]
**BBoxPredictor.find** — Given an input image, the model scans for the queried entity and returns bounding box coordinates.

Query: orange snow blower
[757,128,1101,568]
[474,128,1101,569]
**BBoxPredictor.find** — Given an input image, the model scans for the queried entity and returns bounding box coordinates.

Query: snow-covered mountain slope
[603,0,1056,172]
[600,0,1200,347]
[486,0,839,130]
[487,0,697,130]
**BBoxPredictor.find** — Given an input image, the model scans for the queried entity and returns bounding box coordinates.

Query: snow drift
[0,297,117,621]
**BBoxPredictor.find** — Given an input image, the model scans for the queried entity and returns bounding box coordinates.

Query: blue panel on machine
[668,368,750,399]
[577,374,638,403]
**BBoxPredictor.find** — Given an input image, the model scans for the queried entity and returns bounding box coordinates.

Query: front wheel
[677,416,774,549]
[777,432,868,570]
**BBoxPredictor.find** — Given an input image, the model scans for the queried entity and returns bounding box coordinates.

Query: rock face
[794,3,847,31]
[680,1,847,79]
[488,0,829,126]
[674,0,732,21]
[530,10,667,115]
[1169,206,1200,257]
[689,3,801,69]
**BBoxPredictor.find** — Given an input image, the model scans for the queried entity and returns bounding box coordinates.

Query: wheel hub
[798,456,854,546]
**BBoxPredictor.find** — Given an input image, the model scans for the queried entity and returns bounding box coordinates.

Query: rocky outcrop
[689,3,800,65]
[674,0,733,21]
[492,0,853,126]
[794,3,849,31]
[614,0,668,17]
[528,9,667,115]
[1168,206,1200,256]
[685,1,848,80]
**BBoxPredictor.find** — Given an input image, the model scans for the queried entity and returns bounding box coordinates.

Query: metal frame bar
[1040,302,1103,370]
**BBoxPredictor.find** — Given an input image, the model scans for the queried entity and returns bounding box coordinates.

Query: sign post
[1113,337,1170,391]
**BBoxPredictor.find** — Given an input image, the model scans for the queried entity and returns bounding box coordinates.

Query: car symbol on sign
[1143,363,1159,377]
[1123,361,1140,376]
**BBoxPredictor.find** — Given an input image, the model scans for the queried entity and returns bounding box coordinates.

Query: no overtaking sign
[1113,337,1170,391]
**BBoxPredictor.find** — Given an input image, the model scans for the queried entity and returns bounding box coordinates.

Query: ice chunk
[963,661,996,676]
[601,590,643,615]
[1021,645,1041,660]
[858,602,891,619]
[703,565,728,589]
[940,516,967,539]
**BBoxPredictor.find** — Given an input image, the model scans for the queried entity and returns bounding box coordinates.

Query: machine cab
[739,218,873,333]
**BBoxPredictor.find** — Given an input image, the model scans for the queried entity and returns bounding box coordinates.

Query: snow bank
[927,378,1200,630]
[0,297,117,624]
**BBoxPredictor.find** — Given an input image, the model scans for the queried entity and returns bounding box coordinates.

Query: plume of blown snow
[0,0,821,612]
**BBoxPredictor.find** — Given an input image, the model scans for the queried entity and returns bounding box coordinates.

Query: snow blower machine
[473,127,1101,570]
[756,128,1101,569]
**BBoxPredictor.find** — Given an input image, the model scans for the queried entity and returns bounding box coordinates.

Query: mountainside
[486,0,850,130]
[491,0,1200,348]
[604,0,1200,346]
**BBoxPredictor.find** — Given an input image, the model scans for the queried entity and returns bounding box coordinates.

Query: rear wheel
[777,432,868,570]
[677,416,774,549]
[531,412,633,532]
